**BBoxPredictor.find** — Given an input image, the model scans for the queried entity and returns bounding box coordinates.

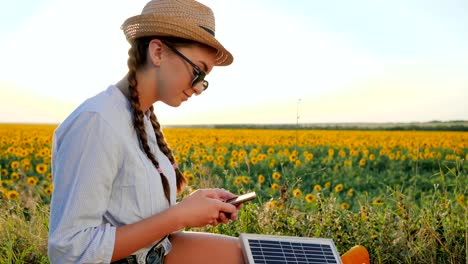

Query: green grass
[0,151,466,263]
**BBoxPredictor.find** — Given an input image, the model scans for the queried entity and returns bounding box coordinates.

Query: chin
[165,100,183,108]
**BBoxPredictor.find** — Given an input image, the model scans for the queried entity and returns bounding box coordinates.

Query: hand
[173,188,239,228]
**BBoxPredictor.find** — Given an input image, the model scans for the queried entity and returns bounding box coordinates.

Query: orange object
[340,245,370,264]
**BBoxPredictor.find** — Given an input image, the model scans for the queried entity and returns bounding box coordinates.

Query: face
[150,40,217,107]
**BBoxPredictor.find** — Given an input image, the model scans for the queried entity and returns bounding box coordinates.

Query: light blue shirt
[48,85,176,263]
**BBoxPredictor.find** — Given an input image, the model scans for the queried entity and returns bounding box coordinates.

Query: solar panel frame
[239,233,343,264]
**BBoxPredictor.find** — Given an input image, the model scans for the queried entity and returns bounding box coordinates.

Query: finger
[218,200,237,214]
[202,189,223,200]
[218,212,230,223]
[217,189,237,200]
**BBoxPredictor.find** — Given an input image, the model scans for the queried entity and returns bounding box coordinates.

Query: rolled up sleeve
[48,111,122,263]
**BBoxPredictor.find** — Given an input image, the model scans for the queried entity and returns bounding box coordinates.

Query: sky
[0,0,467,125]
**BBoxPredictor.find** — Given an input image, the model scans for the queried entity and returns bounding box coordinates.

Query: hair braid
[127,40,171,203]
[148,106,187,193]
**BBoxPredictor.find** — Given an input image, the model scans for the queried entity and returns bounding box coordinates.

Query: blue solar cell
[240,234,342,264]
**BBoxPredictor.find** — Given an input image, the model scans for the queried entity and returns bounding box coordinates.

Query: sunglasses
[162,41,209,93]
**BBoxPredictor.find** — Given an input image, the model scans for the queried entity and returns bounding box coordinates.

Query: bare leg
[165,231,245,264]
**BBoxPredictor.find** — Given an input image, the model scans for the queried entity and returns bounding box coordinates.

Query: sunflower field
[0,124,467,263]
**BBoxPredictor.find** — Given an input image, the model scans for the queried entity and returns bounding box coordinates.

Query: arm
[48,112,121,263]
[49,112,239,263]
[111,188,239,261]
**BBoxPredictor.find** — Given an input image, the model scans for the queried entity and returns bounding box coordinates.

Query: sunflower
[305,194,316,203]
[313,184,322,192]
[6,190,19,200]
[184,172,195,182]
[47,173,53,181]
[267,147,275,155]
[26,177,39,187]
[334,184,344,193]
[257,154,267,161]
[215,159,225,166]
[10,161,20,170]
[10,172,20,181]
[292,189,302,198]
[0,169,7,177]
[305,153,314,162]
[36,163,48,174]
[231,150,238,157]
[229,159,237,167]
[359,159,366,167]
[289,153,297,162]
[241,176,250,184]
[324,182,331,189]
[250,157,258,165]
[234,177,242,185]
[45,185,53,196]
[269,160,276,168]
[258,174,265,184]
[271,183,280,191]
[347,188,354,197]
[294,160,301,167]
[369,154,376,161]
[272,172,281,181]
[339,150,346,158]
[340,203,350,210]
[372,198,384,206]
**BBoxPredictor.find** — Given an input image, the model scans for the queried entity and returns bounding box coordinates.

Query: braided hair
[126,37,188,203]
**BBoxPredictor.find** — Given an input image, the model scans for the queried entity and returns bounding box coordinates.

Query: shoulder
[55,86,133,140]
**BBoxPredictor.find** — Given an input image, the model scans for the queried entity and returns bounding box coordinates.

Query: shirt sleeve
[48,111,122,263]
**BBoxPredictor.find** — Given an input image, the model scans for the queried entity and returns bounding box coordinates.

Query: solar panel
[239,233,343,264]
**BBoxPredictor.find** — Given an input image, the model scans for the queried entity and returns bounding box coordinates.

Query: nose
[192,83,205,95]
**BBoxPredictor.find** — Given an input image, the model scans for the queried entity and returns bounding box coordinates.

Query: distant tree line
[168,121,468,131]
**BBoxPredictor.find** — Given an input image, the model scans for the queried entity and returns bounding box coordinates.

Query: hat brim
[122,14,233,66]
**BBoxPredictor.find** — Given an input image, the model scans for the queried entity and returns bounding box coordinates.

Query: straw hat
[121,0,233,66]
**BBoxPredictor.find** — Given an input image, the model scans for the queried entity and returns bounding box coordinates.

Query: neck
[116,75,153,112]
[116,77,131,98]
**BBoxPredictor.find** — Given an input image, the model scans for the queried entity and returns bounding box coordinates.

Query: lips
[183,91,191,100]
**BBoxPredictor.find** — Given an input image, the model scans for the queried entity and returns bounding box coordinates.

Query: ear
[148,39,164,67]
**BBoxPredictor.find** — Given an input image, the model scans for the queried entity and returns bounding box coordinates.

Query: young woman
[48,0,244,263]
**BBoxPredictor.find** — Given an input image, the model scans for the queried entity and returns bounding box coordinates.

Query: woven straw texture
[121,0,233,66]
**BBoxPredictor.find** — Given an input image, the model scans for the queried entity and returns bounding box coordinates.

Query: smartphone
[226,191,257,206]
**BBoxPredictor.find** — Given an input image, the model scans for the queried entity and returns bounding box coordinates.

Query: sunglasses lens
[192,73,208,92]
[202,80,208,91]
